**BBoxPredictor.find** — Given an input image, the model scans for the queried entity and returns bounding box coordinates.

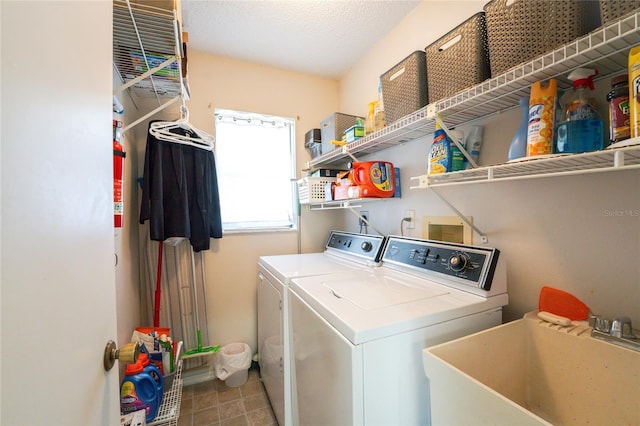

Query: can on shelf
[606,73,630,144]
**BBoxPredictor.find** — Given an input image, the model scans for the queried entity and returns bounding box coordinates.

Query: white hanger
[149,102,214,151]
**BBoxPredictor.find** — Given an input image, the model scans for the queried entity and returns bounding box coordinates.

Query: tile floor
[178,368,277,426]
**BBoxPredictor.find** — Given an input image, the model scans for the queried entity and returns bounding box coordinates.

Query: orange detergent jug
[351,161,395,198]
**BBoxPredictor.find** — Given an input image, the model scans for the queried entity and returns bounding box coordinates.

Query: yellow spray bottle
[629,45,640,138]
[527,79,558,156]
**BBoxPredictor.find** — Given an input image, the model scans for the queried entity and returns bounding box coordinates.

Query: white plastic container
[214,343,252,387]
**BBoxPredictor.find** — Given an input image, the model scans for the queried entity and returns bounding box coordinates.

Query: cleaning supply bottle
[508,97,529,161]
[375,79,386,130]
[139,353,164,406]
[428,115,452,174]
[555,68,603,153]
[365,101,377,135]
[465,125,483,168]
[629,45,640,139]
[449,129,465,172]
[120,361,160,423]
[527,79,557,156]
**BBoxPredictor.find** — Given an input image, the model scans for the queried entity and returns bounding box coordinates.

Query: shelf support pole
[430,187,488,244]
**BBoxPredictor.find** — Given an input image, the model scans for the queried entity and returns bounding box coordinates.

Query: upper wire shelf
[308,10,640,169]
[113,0,188,130]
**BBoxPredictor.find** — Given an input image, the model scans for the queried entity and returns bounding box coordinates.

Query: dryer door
[257,271,285,426]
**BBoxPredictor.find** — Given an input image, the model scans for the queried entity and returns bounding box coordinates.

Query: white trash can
[214,343,252,387]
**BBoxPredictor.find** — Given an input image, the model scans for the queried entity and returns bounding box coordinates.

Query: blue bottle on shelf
[508,97,529,161]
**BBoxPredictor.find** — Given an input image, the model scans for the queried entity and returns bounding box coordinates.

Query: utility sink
[423,312,640,425]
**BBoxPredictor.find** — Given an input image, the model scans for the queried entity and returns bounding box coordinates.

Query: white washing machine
[257,231,385,426]
[289,235,508,425]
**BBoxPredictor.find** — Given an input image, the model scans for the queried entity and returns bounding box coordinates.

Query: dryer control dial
[449,253,469,272]
[361,241,373,252]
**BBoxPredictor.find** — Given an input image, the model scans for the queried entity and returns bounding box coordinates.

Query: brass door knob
[103,340,140,371]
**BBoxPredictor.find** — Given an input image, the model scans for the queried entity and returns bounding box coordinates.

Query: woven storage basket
[320,113,362,156]
[484,0,601,77]
[425,12,490,103]
[380,51,428,124]
[599,0,640,25]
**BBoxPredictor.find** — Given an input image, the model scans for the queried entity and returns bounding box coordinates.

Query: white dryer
[257,231,385,426]
[289,236,508,425]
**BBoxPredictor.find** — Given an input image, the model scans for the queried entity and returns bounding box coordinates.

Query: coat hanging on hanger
[139,110,222,252]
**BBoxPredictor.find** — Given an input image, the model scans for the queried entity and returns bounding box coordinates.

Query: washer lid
[323,274,448,310]
[291,268,508,345]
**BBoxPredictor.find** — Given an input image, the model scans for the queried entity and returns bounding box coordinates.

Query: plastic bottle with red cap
[139,353,164,406]
[120,360,160,422]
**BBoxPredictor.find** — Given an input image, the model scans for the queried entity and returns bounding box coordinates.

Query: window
[214,108,297,232]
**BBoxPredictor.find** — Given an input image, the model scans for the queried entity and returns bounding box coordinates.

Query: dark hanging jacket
[139,121,222,251]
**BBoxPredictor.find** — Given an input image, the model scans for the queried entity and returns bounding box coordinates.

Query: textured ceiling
[181,0,421,79]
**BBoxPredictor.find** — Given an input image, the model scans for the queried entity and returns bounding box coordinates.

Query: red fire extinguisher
[113,135,126,228]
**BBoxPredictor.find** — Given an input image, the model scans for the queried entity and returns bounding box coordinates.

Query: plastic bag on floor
[213,343,251,380]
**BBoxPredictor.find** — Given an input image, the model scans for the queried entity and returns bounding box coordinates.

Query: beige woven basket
[425,12,491,103]
[599,0,640,25]
[484,0,601,77]
[380,51,428,124]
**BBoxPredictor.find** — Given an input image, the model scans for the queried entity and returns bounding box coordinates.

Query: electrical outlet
[405,210,415,229]
[359,210,369,226]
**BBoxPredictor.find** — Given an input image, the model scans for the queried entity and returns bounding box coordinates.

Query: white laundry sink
[422,312,640,425]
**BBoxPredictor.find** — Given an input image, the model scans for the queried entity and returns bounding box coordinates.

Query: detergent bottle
[428,115,451,174]
[139,353,164,406]
[120,361,160,423]
[351,161,395,198]
[555,68,604,153]
[527,79,557,156]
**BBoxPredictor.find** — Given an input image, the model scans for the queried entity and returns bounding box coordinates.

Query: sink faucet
[590,315,640,352]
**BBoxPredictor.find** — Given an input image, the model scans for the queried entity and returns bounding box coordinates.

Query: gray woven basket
[380,51,428,124]
[599,0,640,25]
[484,0,601,77]
[425,12,491,103]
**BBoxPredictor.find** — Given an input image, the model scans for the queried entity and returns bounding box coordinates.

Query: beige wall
[337,1,640,325]
[184,52,345,351]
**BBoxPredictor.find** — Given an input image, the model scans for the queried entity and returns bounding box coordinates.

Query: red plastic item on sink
[538,286,590,321]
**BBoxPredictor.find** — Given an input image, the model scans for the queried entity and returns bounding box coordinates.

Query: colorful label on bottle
[428,130,451,175]
[609,95,630,142]
[527,100,555,156]
[120,381,151,417]
[369,163,392,191]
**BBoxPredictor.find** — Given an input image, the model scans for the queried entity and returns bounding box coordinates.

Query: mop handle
[153,242,163,328]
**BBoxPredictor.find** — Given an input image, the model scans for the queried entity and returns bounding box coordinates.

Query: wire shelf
[148,358,183,426]
[308,10,640,170]
[113,0,188,122]
[413,144,640,188]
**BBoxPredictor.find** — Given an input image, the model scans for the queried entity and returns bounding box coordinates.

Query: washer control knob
[361,241,373,252]
[449,253,469,272]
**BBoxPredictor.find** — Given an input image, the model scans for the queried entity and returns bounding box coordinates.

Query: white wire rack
[307,10,640,170]
[113,0,188,132]
[148,358,184,426]
[413,143,640,188]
